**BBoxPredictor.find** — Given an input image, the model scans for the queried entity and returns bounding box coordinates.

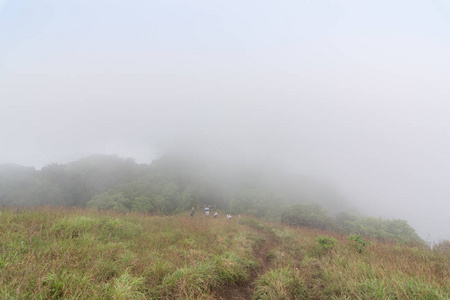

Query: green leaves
[316,236,337,252]
[349,235,370,253]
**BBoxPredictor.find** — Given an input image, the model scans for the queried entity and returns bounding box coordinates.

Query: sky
[1,0,450,242]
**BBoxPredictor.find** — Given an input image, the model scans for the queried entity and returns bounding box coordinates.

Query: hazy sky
[1,0,450,241]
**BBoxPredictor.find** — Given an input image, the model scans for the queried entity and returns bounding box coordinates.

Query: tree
[87,192,131,212]
[281,203,334,230]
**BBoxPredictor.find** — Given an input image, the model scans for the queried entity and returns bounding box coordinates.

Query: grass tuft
[253,268,307,300]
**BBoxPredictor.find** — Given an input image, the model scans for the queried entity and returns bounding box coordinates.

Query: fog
[1,0,450,242]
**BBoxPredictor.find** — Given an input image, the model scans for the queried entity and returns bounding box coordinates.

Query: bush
[349,235,370,253]
[281,204,334,230]
[335,213,424,245]
[87,192,131,212]
[316,236,337,252]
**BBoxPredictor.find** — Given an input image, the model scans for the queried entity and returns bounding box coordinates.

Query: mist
[1,0,450,242]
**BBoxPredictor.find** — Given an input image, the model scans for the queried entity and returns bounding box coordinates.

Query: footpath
[216,223,277,300]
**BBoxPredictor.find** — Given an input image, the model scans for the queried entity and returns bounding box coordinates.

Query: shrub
[281,204,334,230]
[87,192,131,212]
[336,214,424,245]
[315,236,337,252]
[349,235,370,253]
[131,196,154,212]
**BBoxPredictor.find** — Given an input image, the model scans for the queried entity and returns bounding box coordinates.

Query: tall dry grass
[0,206,448,299]
[255,222,449,299]
[0,206,258,299]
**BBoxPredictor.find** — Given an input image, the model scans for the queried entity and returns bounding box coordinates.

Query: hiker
[214,211,218,218]
[205,206,210,216]
[227,213,232,219]
[190,206,195,217]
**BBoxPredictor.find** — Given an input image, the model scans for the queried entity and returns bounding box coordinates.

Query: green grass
[0,206,449,299]
[253,268,307,300]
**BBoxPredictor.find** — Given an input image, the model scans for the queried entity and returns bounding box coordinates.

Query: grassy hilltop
[0,206,448,299]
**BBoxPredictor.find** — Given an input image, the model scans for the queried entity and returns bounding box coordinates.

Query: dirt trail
[216,226,277,300]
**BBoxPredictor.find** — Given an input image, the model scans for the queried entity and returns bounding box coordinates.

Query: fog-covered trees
[281,205,424,244]
[335,213,423,244]
[281,203,334,230]
[0,155,148,207]
[0,153,425,244]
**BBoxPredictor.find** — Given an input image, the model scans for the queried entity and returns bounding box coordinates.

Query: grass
[253,268,307,300]
[0,206,257,299]
[260,225,450,299]
[0,206,449,299]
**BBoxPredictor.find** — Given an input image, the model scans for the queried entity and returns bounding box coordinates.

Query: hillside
[0,153,427,245]
[0,206,448,299]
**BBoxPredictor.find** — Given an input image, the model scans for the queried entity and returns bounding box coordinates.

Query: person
[214,211,218,218]
[227,213,232,219]
[190,206,195,217]
[205,206,210,216]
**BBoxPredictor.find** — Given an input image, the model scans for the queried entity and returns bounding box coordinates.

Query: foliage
[281,203,334,230]
[349,234,371,253]
[87,192,131,212]
[87,180,183,214]
[315,236,337,251]
[229,189,282,219]
[0,153,356,219]
[0,155,148,207]
[0,153,426,245]
[336,213,424,245]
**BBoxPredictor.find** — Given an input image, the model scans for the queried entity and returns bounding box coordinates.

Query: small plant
[316,236,337,251]
[349,235,370,253]
[43,272,67,299]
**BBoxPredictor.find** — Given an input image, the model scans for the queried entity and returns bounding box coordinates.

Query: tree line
[0,153,423,244]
